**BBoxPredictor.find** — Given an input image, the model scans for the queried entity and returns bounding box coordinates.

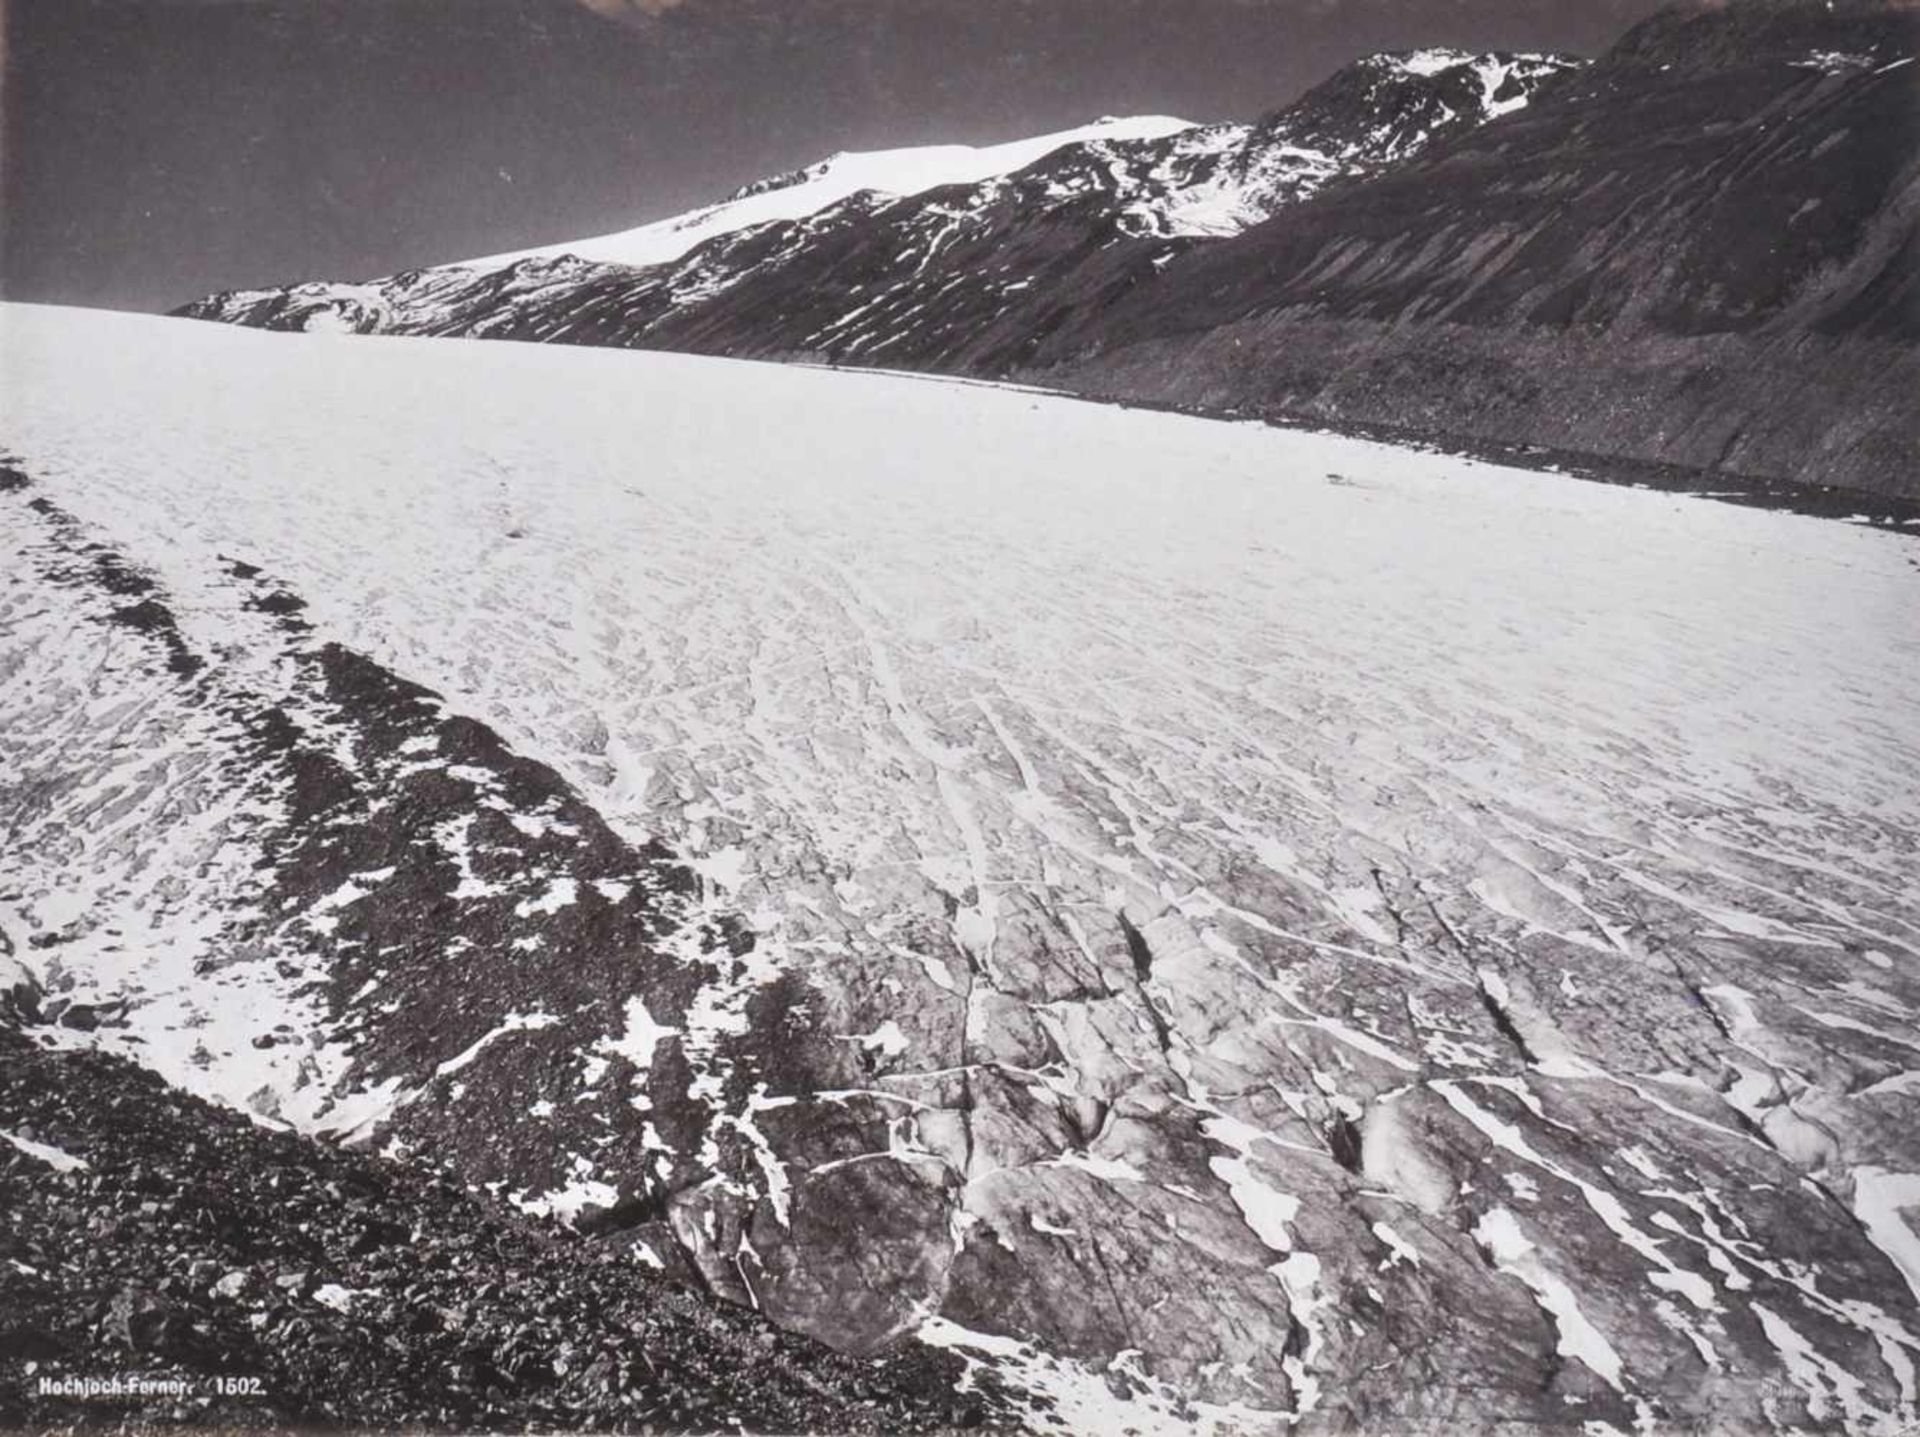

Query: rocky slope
[1034,0,1920,499]
[0,1028,992,1433]
[6,304,1920,1434]
[175,49,1579,375]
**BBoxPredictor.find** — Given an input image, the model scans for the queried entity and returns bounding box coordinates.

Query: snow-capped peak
[179,49,1581,355]
[1392,46,1483,76]
[1373,48,1578,116]
[463,114,1199,272]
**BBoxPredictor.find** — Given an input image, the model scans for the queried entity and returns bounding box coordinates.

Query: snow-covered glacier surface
[4,303,1919,1434]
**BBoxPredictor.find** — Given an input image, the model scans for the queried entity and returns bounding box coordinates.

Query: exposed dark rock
[0,457,963,1374]
[0,1028,996,1433]
[1037,0,1920,499]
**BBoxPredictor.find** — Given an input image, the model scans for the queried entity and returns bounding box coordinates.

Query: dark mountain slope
[1029,0,1920,498]
[176,51,1579,377]
[455,51,1578,372]
[5,0,1662,313]
[175,4,1918,498]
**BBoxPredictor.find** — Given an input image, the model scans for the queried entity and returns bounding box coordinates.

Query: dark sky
[3,0,1665,313]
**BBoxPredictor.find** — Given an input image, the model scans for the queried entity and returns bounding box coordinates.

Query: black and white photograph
[2,0,1918,1432]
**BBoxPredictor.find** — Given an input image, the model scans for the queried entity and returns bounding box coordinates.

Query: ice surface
[1475,1206,1625,1390]
[29,306,1914,975]
[1855,1168,1920,1306]
[5,304,1920,1428]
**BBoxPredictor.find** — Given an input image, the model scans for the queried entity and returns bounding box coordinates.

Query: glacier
[3,302,1919,1433]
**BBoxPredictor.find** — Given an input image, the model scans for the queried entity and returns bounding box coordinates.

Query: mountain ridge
[1023,0,1920,496]
[177,48,1583,370]
[460,114,1202,272]
[176,1,1920,499]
